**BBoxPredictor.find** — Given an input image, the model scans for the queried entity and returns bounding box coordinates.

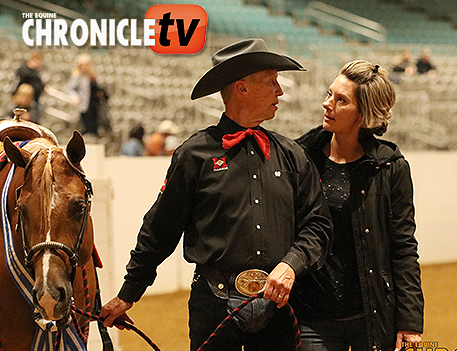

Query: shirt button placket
[248,141,263,262]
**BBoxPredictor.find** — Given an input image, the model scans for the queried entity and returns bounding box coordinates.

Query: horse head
[3,131,94,321]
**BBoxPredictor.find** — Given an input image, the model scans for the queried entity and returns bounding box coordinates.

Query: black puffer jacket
[292,126,424,351]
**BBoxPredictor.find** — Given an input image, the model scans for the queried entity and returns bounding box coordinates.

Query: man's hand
[263,262,295,309]
[100,296,134,329]
[395,330,421,351]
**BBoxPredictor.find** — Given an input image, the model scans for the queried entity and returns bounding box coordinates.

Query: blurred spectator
[121,124,146,157]
[67,54,100,136]
[4,83,39,123]
[10,50,46,122]
[144,120,180,156]
[416,48,436,75]
[392,48,415,75]
[97,86,113,135]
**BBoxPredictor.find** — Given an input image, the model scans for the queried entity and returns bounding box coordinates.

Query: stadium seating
[0,1,456,153]
[274,0,457,45]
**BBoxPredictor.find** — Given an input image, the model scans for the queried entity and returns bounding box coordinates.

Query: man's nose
[276,82,284,96]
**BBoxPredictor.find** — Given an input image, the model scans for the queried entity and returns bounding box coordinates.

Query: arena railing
[303,1,387,43]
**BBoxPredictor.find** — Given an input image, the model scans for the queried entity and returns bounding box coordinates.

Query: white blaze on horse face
[42,148,58,294]
[45,148,57,241]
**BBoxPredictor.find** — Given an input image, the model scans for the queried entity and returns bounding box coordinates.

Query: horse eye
[68,200,86,218]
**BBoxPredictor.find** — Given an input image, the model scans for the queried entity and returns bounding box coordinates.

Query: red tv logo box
[145,4,207,54]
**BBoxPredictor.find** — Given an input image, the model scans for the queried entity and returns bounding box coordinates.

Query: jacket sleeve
[282,148,333,277]
[118,147,197,303]
[389,158,424,333]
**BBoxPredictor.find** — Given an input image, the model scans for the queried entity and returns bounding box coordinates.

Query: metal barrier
[304,1,386,43]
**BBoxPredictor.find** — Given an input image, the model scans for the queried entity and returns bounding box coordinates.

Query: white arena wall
[82,145,457,349]
[84,146,457,298]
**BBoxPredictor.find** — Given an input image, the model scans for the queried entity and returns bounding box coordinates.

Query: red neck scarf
[222,129,270,160]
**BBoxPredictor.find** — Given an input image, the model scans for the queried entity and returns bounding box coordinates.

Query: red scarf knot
[222,128,271,160]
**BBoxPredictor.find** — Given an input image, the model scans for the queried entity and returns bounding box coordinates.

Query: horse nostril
[57,287,66,303]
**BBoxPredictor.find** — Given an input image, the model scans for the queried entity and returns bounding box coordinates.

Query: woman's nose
[323,99,330,110]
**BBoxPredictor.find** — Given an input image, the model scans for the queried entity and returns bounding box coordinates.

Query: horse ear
[3,137,31,168]
[66,130,86,166]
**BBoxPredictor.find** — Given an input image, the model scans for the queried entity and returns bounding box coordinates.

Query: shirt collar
[217,113,265,135]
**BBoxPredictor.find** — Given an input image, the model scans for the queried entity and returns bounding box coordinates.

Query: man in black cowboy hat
[101,38,332,350]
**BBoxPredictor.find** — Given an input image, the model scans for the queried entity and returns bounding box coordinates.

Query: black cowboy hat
[191,38,306,100]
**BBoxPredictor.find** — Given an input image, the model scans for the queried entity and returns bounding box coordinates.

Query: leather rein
[15,149,93,282]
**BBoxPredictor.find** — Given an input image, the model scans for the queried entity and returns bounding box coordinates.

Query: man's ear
[234,80,248,94]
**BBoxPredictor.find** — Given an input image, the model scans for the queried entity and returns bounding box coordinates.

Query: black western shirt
[118,115,332,303]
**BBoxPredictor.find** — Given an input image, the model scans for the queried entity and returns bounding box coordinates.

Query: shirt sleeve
[389,158,424,333]
[118,146,198,302]
[282,147,333,278]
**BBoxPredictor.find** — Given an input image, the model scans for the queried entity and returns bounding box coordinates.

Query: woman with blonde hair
[292,60,424,351]
[67,54,100,135]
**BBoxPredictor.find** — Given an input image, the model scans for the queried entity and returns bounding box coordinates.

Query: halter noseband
[16,149,93,283]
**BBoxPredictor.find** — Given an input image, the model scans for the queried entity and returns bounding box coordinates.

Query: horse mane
[21,138,61,239]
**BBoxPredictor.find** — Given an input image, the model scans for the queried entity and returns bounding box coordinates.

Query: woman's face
[322,74,363,137]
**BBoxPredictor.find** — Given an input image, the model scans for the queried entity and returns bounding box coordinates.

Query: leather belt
[195,265,231,299]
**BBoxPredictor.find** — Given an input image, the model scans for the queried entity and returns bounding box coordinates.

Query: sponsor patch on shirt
[212,157,228,172]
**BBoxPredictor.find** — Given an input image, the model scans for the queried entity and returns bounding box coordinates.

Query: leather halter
[16,148,93,283]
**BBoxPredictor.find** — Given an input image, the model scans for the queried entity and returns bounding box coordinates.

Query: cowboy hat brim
[191,51,305,100]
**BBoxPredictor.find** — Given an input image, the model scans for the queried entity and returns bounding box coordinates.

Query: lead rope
[54,266,91,351]
[70,306,161,351]
[69,294,301,351]
[196,293,301,351]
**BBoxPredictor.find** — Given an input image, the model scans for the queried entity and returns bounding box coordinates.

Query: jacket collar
[295,126,404,168]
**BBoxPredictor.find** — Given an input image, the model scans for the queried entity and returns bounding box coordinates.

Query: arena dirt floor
[119,262,457,351]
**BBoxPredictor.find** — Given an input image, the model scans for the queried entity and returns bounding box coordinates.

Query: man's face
[242,70,284,126]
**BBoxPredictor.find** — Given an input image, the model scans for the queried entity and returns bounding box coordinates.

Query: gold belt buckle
[235,269,268,296]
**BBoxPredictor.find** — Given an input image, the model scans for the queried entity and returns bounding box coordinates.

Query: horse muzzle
[33,283,73,320]
[32,260,74,321]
